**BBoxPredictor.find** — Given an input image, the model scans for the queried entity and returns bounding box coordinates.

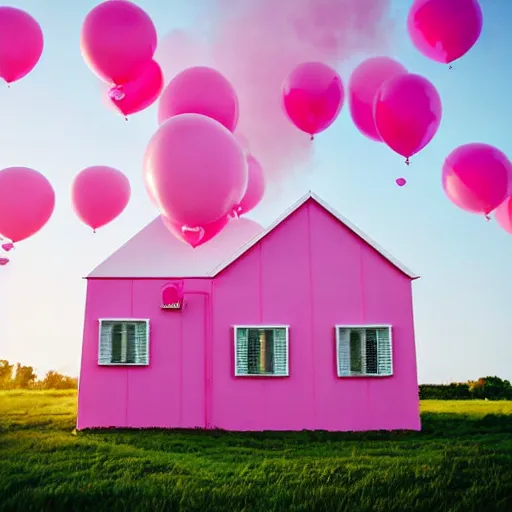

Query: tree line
[0,360,78,390]
[419,376,512,400]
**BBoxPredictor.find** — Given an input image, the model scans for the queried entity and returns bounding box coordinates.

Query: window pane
[365,329,378,374]
[125,324,137,364]
[264,329,275,373]
[247,329,261,374]
[111,324,123,363]
[349,330,362,373]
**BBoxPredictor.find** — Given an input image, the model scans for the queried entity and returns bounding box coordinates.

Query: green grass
[1,391,511,512]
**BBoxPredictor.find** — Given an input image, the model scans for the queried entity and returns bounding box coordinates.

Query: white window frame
[233,325,290,377]
[97,318,150,366]
[335,324,393,378]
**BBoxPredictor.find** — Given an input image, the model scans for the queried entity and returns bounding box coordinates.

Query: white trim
[97,318,150,366]
[210,192,418,279]
[334,324,393,378]
[233,325,290,377]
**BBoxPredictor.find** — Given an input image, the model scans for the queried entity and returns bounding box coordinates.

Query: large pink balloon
[162,214,230,248]
[348,57,408,142]
[72,166,131,231]
[407,0,483,65]
[157,66,239,131]
[374,74,442,162]
[0,7,43,84]
[144,113,248,228]
[238,155,265,216]
[0,167,55,243]
[442,144,511,216]
[495,197,512,234]
[282,62,344,138]
[80,0,157,85]
[108,60,163,117]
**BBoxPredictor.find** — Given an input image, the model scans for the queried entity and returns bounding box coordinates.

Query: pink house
[77,192,421,432]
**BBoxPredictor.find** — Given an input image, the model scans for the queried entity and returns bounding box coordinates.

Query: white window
[98,319,150,366]
[335,325,393,377]
[234,326,289,377]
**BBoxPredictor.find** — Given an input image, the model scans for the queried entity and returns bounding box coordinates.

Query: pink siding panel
[78,199,419,432]
[77,279,131,429]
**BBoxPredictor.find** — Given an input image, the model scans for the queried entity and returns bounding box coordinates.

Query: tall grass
[1,391,511,512]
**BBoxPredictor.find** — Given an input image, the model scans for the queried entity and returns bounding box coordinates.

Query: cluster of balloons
[1,0,512,266]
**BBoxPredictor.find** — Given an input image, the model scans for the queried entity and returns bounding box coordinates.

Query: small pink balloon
[238,155,265,215]
[162,215,229,248]
[0,7,43,84]
[407,0,483,65]
[158,66,239,131]
[495,196,512,234]
[396,177,407,187]
[442,143,511,216]
[282,62,344,138]
[348,57,408,142]
[0,258,9,266]
[1,242,14,251]
[80,0,157,85]
[374,74,442,163]
[107,60,163,117]
[0,167,55,243]
[72,166,131,231]
[144,113,248,227]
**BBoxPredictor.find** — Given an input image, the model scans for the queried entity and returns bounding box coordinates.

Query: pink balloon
[348,57,408,142]
[282,62,344,138]
[442,143,511,216]
[72,166,131,231]
[0,167,55,243]
[108,60,163,117]
[396,177,407,187]
[158,67,239,131]
[238,155,265,216]
[144,113,248,228]
[1,242,14,251]
[0,7,43,84]
[407,0,483,65]
[162,214,230,248]
[0,258,9,266]
[80,0,157,85]
[495,197,512,234]
[374,74,442,162]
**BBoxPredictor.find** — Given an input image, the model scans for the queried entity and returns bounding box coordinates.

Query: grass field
[1,391,511,512]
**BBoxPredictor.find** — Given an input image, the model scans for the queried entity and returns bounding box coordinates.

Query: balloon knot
[310,135,315,141]
[124,116,128,122]
[448,65,453,70]
[405,158,410,166]
[93,229,96,234]
[485,214,491,222]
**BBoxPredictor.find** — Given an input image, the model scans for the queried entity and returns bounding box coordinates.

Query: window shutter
[235,328,249,375]
[134,322,149,365]
[273,328,288,376]
[99,322,113,365]
[377,327,393,376]
[337,328,351,376]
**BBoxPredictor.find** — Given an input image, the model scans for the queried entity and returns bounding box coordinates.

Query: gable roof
[88,191,417,279]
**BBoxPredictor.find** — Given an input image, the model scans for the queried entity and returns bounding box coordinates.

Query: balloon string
[310,135,314,141]
[93,229,96,234]
[448,65,453,70]
[405,157,410,166]
[124,117,128,122]
[485,214,491,222]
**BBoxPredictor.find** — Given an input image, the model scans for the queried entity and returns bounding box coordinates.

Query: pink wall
[77,199,420,431]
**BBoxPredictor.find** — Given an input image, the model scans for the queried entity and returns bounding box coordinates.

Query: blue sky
[0,0,510,384]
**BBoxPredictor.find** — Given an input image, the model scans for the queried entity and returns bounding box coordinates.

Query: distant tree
[12,363,37,389]
[0,360,14,389]
[469,376,512,400]
[41,370,78,390]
